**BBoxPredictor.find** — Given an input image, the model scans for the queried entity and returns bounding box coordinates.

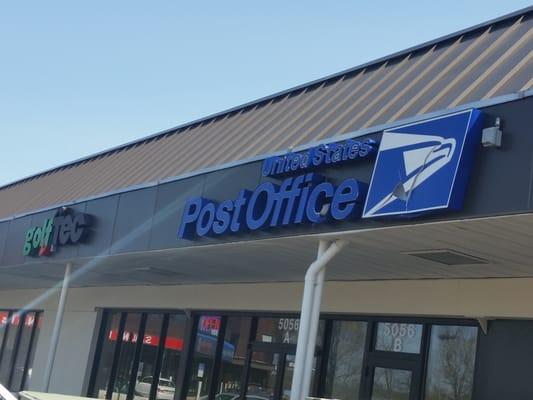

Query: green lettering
[23,228,35,256]
[41,218,53,247]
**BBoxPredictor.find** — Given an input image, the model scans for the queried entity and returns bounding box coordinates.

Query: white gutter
[290,239,346,400]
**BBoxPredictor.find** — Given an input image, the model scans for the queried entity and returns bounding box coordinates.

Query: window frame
[0,309,43,392]
[86,309,188,400]
[86,309,480,400]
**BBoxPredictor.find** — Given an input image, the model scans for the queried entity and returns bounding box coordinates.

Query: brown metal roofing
[1,10,532,219]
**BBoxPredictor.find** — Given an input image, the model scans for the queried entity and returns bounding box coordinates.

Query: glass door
[246,350,281,399]
[369,365,414,400]
[280,354,295,400]
[244,343,297,400]
[360,322,424,400]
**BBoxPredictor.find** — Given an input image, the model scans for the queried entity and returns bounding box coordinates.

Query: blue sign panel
[178,109,483,240]
[362,109,482,218]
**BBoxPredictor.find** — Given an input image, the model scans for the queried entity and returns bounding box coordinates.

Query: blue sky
[0,1,530,186]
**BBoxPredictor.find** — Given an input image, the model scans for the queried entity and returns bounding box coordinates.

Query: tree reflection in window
[325,321,367,399]
[424,325,478,400]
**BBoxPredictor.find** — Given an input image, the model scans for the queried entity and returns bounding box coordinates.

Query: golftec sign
[23,208,91,257]
[178,109,482,240]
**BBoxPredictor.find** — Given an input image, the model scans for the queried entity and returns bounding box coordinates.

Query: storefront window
[0,313,20,385]
[0,311,42,392]
[247,350,279,399]
[372,368,411,400]
[89,310,480,400]
[114,313,142,399]
[92,312,122,399]
[23,313,43,390]
[90,311,189,400]
[424,325,478,400]
[10,312,37,391]
[186,315,221,399]
[325,320,367,399]
[256,317,299,344]
[375,322,422,353]
[256,317,324,345]
[134,314,164,400]
[158,314,186,397]
[216,317,251,397]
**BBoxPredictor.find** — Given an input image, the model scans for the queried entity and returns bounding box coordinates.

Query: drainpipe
[290,239,346,400]
[43,262,72,392]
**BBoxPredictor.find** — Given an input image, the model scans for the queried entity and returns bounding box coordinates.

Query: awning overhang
[1,213,531,290]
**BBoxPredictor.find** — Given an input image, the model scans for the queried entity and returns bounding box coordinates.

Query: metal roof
[0,8,532,220]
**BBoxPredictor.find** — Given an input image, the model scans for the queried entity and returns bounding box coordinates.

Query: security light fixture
[481,117,502,148]
[405,249,488,265]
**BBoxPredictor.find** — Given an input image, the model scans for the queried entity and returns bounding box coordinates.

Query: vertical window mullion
[7,312,25,389]
[207,316,227,400]
[149,313,169,400]
[106,312,127,400]
[126,313,148,400]
[419,324,431,398]
[19,312,39,392]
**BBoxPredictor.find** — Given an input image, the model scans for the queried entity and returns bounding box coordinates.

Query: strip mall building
[0,8,532,400]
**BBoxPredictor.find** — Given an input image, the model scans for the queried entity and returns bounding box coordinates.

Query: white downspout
[43,262,72,392]
[290,239,346,400]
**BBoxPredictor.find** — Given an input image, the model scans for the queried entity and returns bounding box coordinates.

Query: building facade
[0,7,531,400]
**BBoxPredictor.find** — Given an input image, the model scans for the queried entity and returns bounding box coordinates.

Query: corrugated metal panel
[0,11,531,219]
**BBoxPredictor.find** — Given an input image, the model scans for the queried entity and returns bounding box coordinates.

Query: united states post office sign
[178,109,483,240]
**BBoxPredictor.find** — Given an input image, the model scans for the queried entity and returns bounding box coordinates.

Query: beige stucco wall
[3,277,533,318]
[3,277,533,395]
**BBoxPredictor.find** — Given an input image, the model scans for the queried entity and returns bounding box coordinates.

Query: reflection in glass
[0,313,22,386]
[114,313,142,400]
[10,312,37,391]
[281,354,295,400]
[0,311,11,387]
[325,321,367,399]
[256,318,323,345]
[375,323,422,354]
[134,314,164,400]
[186,316,221,399]
[92,313,122,399]
[0,311,9,359]
[371,368,411,400]
[23,313,43,390]
[158,314,186,399]
[246,351,279,399]
[0,311,42,392]
[216,317,251,398]
[424,325,478,400]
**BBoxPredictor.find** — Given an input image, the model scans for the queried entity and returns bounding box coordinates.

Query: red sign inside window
[108,329,184,351]
[199,316,220,336]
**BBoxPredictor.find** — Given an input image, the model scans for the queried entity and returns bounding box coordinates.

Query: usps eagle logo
[363,109,483,218]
